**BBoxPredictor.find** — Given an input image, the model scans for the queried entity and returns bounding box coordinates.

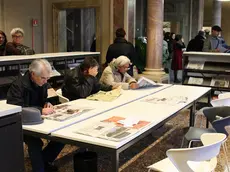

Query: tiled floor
[24,110,230,172]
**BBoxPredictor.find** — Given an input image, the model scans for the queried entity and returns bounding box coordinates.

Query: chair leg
[222,143,230,172]
[188,140,193,148]
[181,137,185,148]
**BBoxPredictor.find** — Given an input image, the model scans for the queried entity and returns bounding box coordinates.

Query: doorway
[64,8,96,52]
[52,2,100,53]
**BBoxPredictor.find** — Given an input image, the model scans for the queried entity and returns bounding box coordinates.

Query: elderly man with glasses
[100,55,138,90]
[7,59,64,172]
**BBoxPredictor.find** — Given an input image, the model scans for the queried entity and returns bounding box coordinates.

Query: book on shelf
[210,78,229,88]
[137,77,160,88]
[186,61,205,70]
[188,77,203,85]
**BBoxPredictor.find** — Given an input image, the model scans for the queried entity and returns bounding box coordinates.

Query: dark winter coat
[7,71,48,111]
[106,37,137,64]
[187,35,205,52]
[62,66,112,101]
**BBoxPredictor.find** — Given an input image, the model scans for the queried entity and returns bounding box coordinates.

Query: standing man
[203,25,230,53]
[105,28,138,76]
[7,59,64,172]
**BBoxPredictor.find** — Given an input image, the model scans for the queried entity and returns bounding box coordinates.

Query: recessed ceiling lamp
[218,0,230,1]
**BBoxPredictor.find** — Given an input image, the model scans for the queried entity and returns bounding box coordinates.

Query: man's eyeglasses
[40,76,50,80]
[12,35,23,38]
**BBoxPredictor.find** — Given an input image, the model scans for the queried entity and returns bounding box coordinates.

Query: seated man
[62,57,113,101]
[100,55,138,90]
[203,25,230,53]
[7,59,64,172]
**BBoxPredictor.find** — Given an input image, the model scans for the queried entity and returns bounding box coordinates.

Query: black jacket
[106,37,137,64]
[187,35,205,52]
[62,66,112,101]
[7,72,48,111]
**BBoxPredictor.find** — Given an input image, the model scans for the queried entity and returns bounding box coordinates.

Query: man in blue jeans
[7,59,64,172]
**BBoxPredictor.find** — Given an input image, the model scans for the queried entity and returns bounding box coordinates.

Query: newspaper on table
[137,77,160,88]
[142,96,188,105]
[86,87,122,102]
[74,116,150,142]
[41,104,93,121]
[210,78,229,88]
[186,61,205,70]
[188,77,203,85]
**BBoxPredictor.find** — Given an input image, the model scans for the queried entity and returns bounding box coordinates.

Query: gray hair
[114,55,131,67]
[10,28,24,36]
[29,59,52,76]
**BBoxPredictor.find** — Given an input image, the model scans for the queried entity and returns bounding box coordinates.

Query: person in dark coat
[105,28,138,76]
[5,28,35,55]
[62,57,113,101]
[0,30,7,56]
[7,59,64,172]
[187,31,205,52]
[171,34,186,83]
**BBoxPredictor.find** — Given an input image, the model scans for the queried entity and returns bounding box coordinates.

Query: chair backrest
[212,116,230,137]
[166,133,226,172]
[218,92,230,99]
[56,89,69,103]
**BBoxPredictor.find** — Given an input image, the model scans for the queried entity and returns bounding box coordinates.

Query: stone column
[141,0,168,82]
[212,0,222,26]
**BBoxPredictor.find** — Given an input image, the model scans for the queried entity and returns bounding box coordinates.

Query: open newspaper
[186,61,205,70]
[74,116,150,142]
[188,77,203,85]
[41,104,93,121]
[86,87,122,102]
[142,96,188,105]
[137,77,159,88]
[210,78,229,88]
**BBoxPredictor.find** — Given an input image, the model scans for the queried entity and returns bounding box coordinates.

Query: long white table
[23,84,171,135]
[51,85,211,172]
[0,101,21,118]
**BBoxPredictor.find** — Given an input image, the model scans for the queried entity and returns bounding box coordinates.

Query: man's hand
[129,83,138,89]
[42,108,54,115]
[44,102,54,109]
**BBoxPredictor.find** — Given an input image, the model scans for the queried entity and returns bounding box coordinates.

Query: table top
[0,101,21,118]
[51,85,211,149]
[23,84,171,134]
[0,52,100,62]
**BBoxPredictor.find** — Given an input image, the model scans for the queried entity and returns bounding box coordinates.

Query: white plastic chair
[147,133,226,172]
[56,89,69,103]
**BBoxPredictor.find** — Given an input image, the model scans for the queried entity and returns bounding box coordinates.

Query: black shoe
[44,162,58,172]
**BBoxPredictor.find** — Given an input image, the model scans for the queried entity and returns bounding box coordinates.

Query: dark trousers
[24,135,64,172]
